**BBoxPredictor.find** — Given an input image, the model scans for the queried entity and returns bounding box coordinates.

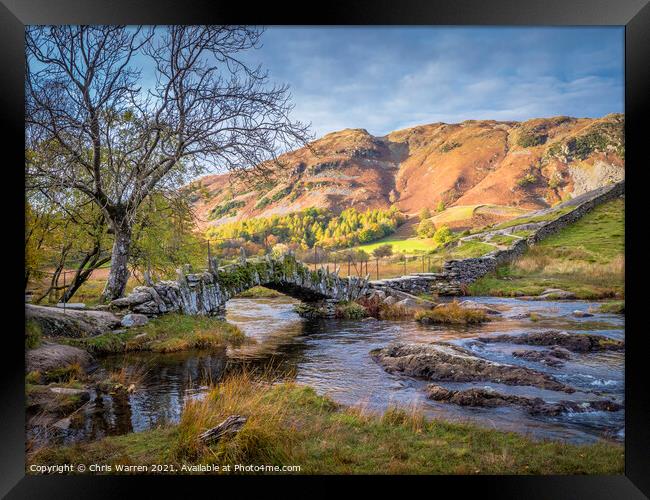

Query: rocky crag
[192,114,624,228]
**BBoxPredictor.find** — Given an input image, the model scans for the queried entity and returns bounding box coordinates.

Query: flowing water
[33,296,624,447]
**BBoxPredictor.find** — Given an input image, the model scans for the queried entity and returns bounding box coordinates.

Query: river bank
[28,373,623,475]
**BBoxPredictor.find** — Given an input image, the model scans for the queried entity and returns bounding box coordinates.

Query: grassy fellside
[63,314,247,355]
[28,374,623,475]
[469,198,624,299]
[490,206,576,231]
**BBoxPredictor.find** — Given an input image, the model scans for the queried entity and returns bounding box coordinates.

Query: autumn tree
[417,218,437,238]
[26,188,112,303]
[419,207,431,221]
[432,225,454,247]
[26,26,310,301]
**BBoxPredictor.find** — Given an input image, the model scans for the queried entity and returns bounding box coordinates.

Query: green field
[355,235,438,254]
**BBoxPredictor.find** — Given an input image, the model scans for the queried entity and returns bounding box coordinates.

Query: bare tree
[26,25,310,301]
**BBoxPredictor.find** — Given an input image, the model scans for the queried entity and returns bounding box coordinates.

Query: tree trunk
[101,222,132,302]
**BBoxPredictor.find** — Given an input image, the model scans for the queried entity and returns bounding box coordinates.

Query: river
[36,295,624,447]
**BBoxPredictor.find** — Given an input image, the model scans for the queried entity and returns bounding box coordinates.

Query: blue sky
[237,27,624,137]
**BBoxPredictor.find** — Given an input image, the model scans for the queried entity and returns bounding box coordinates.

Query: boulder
[49,387,91,399]
[110,291,153,309]
[26,342,93,374]
[383,295,399,306]
[395,297,430,311]
[54,303,86,310]
[121,313,149,328]
[572,310,594,318]
[512,347,573,367]
[370,342,575,393]
[538,289,576,300]
[477,330,624,352]
[504,307,530,319]
[132,301,163,315]
[457,300,501,315]
[26,304,121,338]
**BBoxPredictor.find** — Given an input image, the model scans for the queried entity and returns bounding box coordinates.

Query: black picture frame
[2,1,648,497]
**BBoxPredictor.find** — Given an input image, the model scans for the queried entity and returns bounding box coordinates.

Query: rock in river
[456,300,501,315]
[512,347,573,367]
[370,342,575,393]
[477,330,624,352]
[426,385,622,416]
[538,288,577,300]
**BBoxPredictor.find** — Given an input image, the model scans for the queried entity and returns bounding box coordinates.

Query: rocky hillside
[190,114,624,230]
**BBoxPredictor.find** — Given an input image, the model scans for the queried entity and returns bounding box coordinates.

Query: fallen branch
[198,415,248,445]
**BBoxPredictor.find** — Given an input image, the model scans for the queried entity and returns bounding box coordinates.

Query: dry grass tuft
[415,301,488,324]
[357,295,414,320]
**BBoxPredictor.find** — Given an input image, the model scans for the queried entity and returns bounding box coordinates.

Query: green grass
[597,301,625,314]
[334,301,368,320]
[63,314,247,355]
[448,240,495,258]
[40,363,84,384]
[25,319,42,349]
[355,235,439,254]
[353,207,524,257]
[236,286,284,298]
[415,301,489,325]
[29,375,623,475]
[537,200,624,263]
[469,199,624,299]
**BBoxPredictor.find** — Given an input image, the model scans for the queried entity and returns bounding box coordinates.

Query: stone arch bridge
[109,253,372,318]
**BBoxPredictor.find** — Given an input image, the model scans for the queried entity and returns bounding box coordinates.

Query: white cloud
[251,27,623,137]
